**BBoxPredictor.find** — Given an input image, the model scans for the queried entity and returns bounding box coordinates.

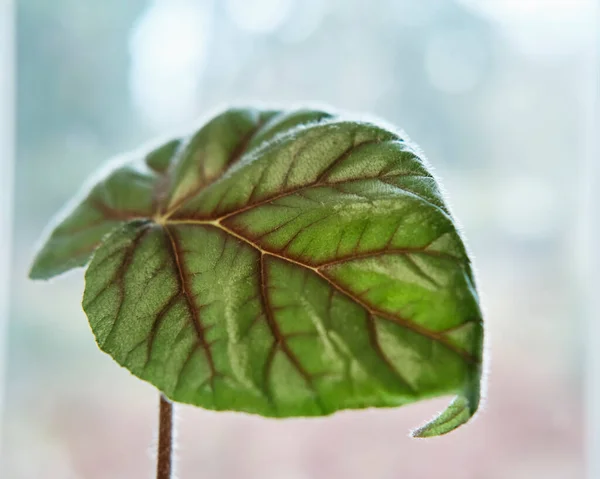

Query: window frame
[0,0,15,467]
[584,5,600,479]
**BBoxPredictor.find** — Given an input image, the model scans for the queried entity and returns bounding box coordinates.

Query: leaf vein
[163,225,218,393]
[258,254,325,413]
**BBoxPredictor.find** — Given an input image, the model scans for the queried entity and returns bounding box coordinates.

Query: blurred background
[1,0,597,478]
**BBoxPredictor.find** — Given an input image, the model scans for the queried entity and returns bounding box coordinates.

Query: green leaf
[30,107,484,436]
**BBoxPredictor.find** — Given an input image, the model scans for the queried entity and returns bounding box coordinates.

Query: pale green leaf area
[30,107,484,436]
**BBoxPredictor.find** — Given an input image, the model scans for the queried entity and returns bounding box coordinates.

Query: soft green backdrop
[4,1,587,478]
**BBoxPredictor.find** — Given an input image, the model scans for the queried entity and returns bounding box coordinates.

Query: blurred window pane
[3,1,593,478]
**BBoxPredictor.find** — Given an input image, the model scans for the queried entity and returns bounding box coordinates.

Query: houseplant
[30,107,484,478]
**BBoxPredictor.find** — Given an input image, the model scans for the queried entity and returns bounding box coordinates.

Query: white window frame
[585,4,600,479]
[0,0,15,467]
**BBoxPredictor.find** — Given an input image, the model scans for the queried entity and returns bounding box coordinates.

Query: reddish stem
[157,394,173,479]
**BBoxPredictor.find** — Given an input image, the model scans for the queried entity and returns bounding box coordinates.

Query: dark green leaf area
[29,158,166,280]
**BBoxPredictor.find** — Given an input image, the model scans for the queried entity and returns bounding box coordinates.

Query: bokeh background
[2,0,596,478]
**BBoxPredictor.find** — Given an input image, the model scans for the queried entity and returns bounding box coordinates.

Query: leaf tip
[28,246,88,281]
[410,368,484,438]
[28,264,45,281]
[28,250,53,281]
[410,395,472,438]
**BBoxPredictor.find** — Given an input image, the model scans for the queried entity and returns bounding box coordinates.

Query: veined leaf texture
[30,108,484,436]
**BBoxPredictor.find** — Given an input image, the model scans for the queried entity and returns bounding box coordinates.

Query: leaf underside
[30,107,484,436]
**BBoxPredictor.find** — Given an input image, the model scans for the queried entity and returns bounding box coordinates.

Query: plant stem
[157,394,173,479]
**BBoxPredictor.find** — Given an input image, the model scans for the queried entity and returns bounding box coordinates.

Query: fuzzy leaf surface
[31,108,484,436]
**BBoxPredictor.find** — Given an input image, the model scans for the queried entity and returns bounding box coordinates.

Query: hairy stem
[157,394,173,479]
